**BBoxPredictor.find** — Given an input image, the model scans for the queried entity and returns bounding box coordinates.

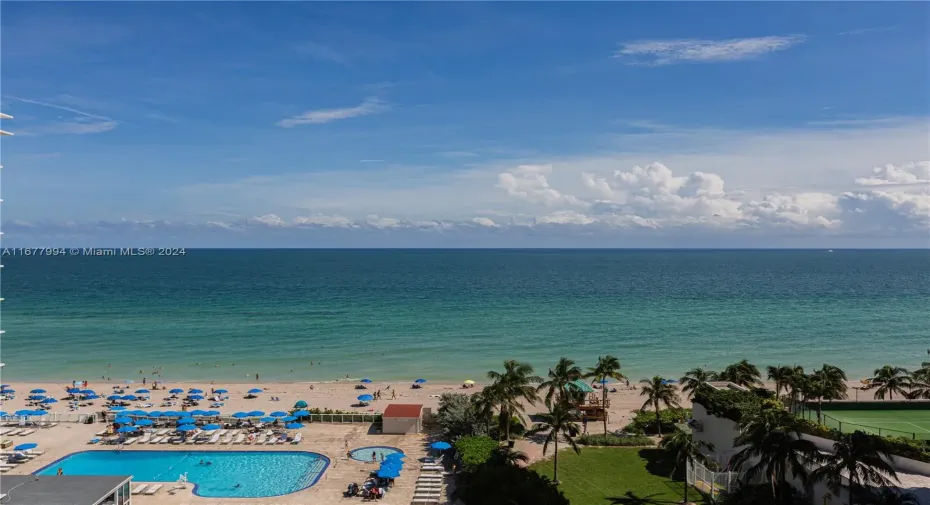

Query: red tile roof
[384,404,423,418]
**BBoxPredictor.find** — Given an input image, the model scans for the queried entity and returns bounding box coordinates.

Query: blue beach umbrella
[430,441,452,450]
[163,411,185,417]
[147,411,164,417]
[135,389,150,394]
[176,424,196,432]
[30,389,46,394]
[188,395,205,400]
[177,418,196,425]
[202,424,222,431]
[188,389,204,394]
[381,460,404,469]
[0,412,8,417]
[190,410,209,416]
[120,395,137,401]
[360,378,372,383]
[109,406,127,411]
[117,426,137,433]
[113,417,133,424]
[135,419,154,426]
[270,411,288,417]
[0,385,9,388]
[377,468,401,479]
[80,389,96,395]
[247,410,264,417]
[357,394,374,402]
[204,410,221,416]
[385,453,406,460]
[40,398,57,404]
[169,388,184,394]
[14,443,37,451]
[293,410,310,417]
[293,400,308,408]
[285,422,304,429]
[27,395,45,401]
[30,410,47,416]
[232,412,250,419]
[259,417,276,423]
[127,410,148,416]
[214,388,228,394]
[247,388,262,394]
[85,394,101,400]
[0,388,14,393]
[67,387,81,394]
[281,416,297,422]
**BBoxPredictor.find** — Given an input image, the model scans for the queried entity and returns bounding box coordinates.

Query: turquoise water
[2,250,928,382]
[35,450,329,498]
[350,446,404,462]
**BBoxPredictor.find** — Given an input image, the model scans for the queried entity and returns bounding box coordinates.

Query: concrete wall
[802,433,930,478]
[692,403,741,466]
[383,417,419,435]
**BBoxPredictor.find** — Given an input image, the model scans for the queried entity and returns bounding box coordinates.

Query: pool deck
[5,421,446,504]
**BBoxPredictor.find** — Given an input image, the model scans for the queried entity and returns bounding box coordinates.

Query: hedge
[454,435,501,471]
[623,408,692,435]
[576,433,656,447]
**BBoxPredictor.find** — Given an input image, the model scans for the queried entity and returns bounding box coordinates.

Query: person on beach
[391,390,396,399]
[255,374,259,381]
[371,451,377,463]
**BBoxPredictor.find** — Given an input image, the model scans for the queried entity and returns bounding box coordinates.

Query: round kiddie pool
[349,446,404,463]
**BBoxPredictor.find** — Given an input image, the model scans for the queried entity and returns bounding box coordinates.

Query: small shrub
[624,408,692,435]
[454,435,500,471]
[577,433,655,447]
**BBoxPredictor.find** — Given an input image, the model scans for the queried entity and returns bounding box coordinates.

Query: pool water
[349,446,403,462]
[36,451,329,498]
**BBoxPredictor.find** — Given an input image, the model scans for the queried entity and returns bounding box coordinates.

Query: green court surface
[820,410,930,440]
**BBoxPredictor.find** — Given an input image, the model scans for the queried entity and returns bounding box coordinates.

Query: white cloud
[854,161,930,186]
[615,35,805,66]
[497,164,587,207]
[4,95,118,135]
[470,217,498,227]
[277,97,386,127]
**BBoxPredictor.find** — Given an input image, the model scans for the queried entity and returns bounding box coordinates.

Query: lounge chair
[421,465,443,471]
[184,432,200,444]
[96,429,109,437]
[255,434,267,444]
[411,499,440,504]
[149,436,163,444]
[208,432,221,444]
[220,433,233,445]
[291,433,302,444]
[233,434,245,444]
[160,436,173,444]
[155,428,170,436]
[131,484,148,495]
[264,435,276,445]
[25,449,45,456]
[143,484,162,495]
[124,437,138,445]
[139,433,152,444]
[5,430,21,436]
[0,429,10,435]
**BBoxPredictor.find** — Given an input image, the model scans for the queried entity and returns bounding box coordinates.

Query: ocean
[1,249,928,384]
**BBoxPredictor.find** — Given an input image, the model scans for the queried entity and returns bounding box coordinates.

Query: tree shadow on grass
[638,449,677,478]
[606,491,679,505]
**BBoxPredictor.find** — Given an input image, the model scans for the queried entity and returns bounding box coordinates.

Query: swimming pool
[349,446,404,462]
[36,451,330,498]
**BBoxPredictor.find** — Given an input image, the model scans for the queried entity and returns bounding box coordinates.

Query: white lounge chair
[5,430,21,436]
[149,436,163,444]
[291,433,302,444]
[208,432,221,444]
[95,429,109,437]
[18,429,35,436]
[0,429,10,435]
[264,435,276,445]
[24,449,45,456]
[155,428,170,436]
[233,434,245,444]
[160,436,173,444]
[143,484,163,495]
[131,484,148,495]
[220,434,232,445]
[124,437,138,445]
[139,433,152,443]
[255,434,267,444]
[411,499,440,504]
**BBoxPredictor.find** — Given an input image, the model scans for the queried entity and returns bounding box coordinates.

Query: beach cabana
[382,404,423,435]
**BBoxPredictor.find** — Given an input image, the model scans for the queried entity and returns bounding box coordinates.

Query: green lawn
[530,447,708,505]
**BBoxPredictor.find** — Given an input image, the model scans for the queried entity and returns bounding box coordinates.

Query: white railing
[686,459,740,502]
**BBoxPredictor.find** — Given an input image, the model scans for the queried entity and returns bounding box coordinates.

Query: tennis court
[818,409,930,441]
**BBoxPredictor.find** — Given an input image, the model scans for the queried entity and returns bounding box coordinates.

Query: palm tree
[868,366,911,401]
[487,360,543,442]
[488,446,530,467]
[527,399,581,485]
[907,363,930,400]
[585,355,626,436]
[783,365,807,407]
[471,387,500,436]
[814,431,900,505]
[718,359,763,388]
[810,364,849,424]
[766,365,796,401]
[538,357,583,407]
[730,407,823,503]
[659,430,715,504]
[639,376,681,436]
[680,367,717,400]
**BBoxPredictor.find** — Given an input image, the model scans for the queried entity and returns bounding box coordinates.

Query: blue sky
[1,1,928,247]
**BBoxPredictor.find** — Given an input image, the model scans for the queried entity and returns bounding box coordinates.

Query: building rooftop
[384,403,423,418]
[705,381,749,392]
[0,475,131,505]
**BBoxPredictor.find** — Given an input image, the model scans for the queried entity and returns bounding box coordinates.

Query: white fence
[686,459,740,502]
[2,412,97,424]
